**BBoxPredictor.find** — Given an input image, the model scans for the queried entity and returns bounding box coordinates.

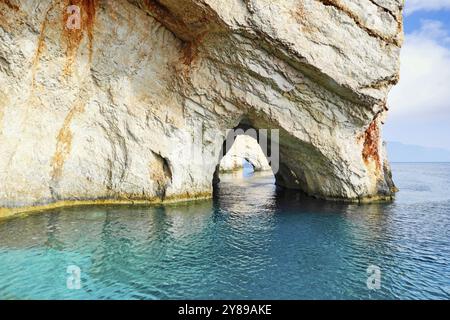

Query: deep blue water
[0,163,449,300]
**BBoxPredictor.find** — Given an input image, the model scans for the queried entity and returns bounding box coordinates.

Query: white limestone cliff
[0,0,403,218]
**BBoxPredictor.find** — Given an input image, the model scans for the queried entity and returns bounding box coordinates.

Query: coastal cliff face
[0,0,403,217]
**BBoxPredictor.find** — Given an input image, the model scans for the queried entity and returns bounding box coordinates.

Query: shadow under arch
[212,119,277,187]
[212,116,309,194]
[212,114,351,201]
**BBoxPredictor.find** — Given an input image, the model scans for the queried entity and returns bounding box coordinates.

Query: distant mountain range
[386,142,450,162]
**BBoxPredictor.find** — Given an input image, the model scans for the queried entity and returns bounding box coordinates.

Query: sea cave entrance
[212,121,278,194]
[211,118,325,201]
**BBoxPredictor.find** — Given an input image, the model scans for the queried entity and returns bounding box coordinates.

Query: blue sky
[385,1,450,150]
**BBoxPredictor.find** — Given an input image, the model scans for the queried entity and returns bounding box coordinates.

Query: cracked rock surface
[0,0,403,217]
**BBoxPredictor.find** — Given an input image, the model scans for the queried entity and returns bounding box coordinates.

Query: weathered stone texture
[0,0,403,217]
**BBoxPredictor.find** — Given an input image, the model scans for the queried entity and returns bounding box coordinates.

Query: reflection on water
[0,164,449,299]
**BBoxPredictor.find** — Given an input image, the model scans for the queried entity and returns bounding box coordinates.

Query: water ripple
[0,165,449,299]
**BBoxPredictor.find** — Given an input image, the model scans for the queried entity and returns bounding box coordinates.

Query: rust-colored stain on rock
[0,0,19,30]
[362,120,381,170]
[180,33,205,66]
[32,0,97,84]
[181,41,196,66]
[144,0,181,23]
[62,0,97,73]
[51,102,85,181]
[0,0,19,11]
[143,0,193,40]
[31,3,54,88]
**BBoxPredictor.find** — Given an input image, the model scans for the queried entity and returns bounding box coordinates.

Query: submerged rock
[0,0,403,217]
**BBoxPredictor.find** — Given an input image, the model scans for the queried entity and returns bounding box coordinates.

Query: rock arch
[213,119,277,185]
[0,0,402,218]
[219,134,271,173]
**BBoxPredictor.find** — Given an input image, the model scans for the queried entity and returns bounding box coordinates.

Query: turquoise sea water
[0,163,449,300]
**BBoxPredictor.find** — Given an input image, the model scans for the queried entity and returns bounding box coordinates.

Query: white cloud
[388,20,450,118]
[404,0,450,15]
[414,19,450,43]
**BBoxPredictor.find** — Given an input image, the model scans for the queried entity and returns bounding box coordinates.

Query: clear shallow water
[0,163,449,300]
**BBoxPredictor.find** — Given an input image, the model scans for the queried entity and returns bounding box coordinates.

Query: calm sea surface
[0,163,449,299]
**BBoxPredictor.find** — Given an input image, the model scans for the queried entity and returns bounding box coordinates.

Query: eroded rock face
[0,0,403,217]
